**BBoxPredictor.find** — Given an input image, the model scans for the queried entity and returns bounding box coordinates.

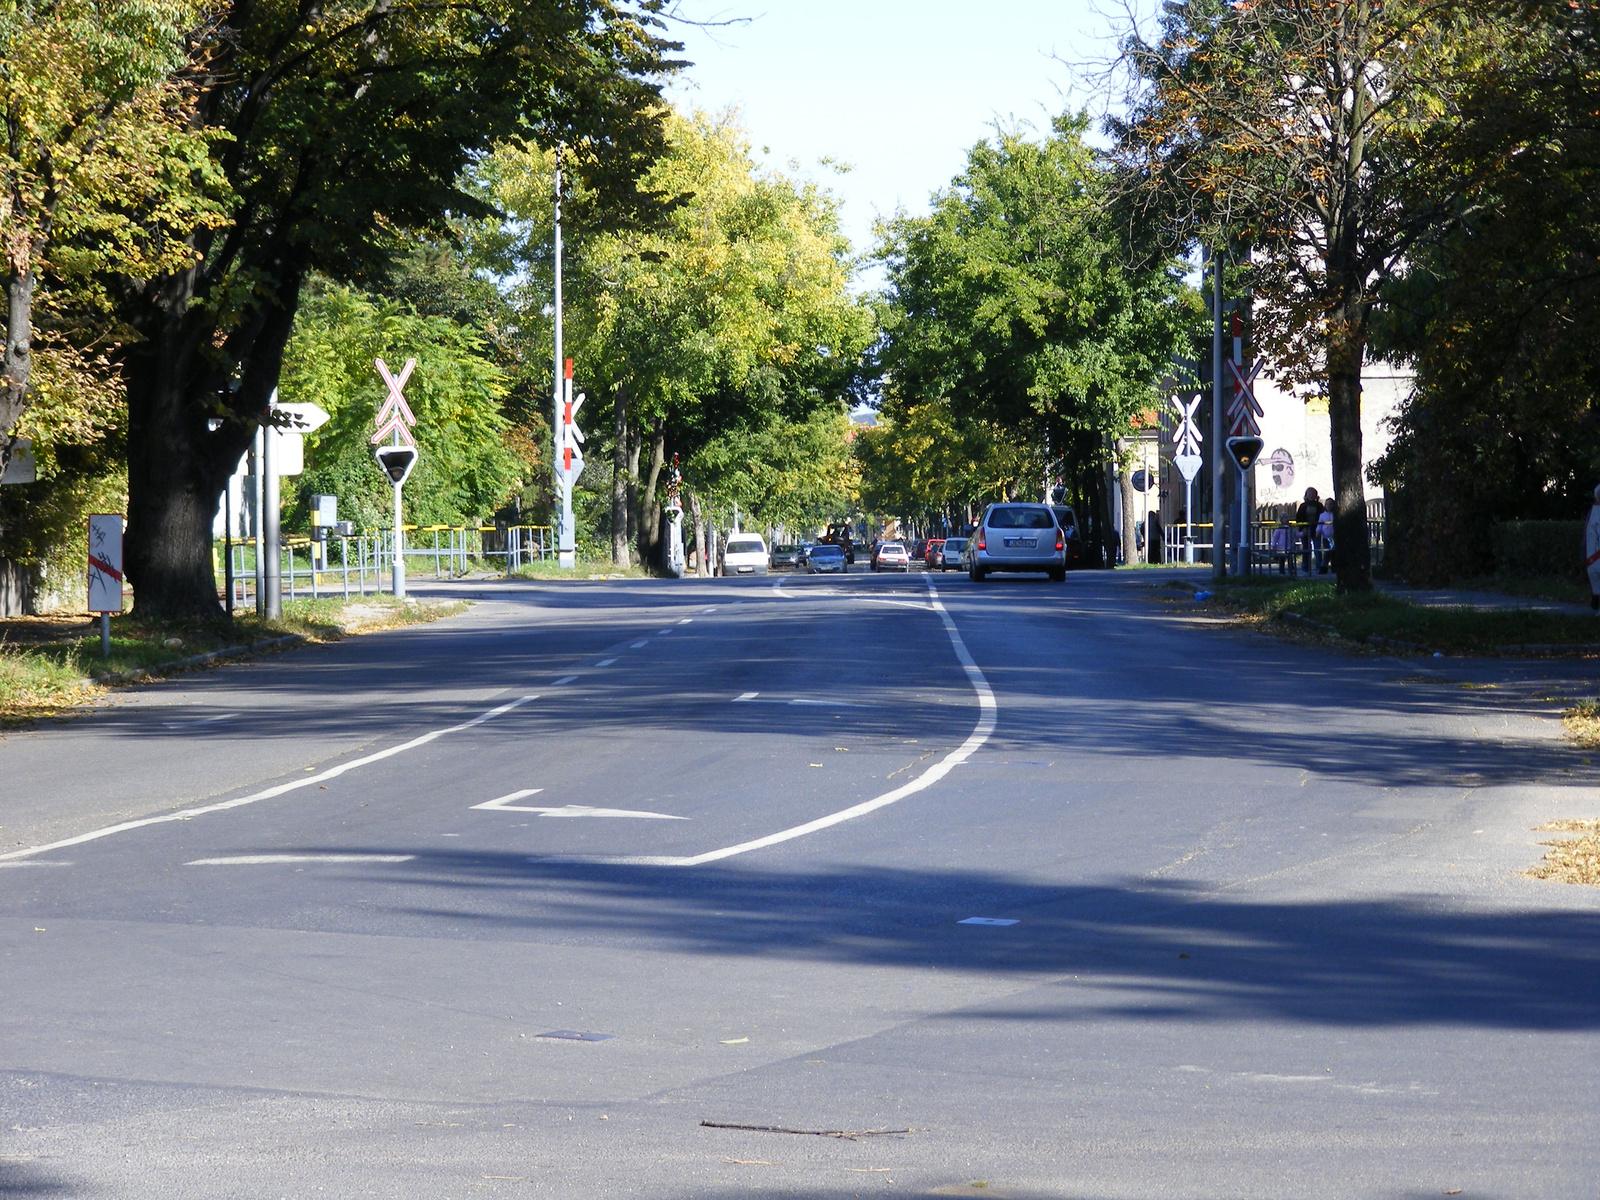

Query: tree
[1,0,224,479]
[486,110,871,568]
[873,115,1191,561]
[111,0,678,617]
[1372,1,1600,581]
[1110,0,1516,590]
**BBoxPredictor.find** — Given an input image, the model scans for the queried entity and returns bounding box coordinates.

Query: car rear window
[944,538,966,550]
[811,544,843,557]
[986,506,1054,529]
[726,538,764,554]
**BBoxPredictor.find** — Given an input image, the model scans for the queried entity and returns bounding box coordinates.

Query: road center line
[0,693,542,864]
[630,640,648,648]
[607,575,995,867]
[186,854,415,866]
[595,658,617,667]
[553,675,579,685]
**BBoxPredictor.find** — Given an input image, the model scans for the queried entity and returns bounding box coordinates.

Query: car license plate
[1004,537,1036,548]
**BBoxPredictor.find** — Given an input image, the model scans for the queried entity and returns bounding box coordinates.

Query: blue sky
[663,2,1114,264]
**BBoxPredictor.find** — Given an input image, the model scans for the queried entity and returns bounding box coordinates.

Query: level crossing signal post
[372,357,419,598]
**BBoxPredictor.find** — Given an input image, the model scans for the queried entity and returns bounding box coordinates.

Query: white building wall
[1252,360,1411,512]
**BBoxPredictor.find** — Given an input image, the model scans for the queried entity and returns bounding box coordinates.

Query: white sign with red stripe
[87,513,124,613]
[372,357,417,447]
[555,386,586,487]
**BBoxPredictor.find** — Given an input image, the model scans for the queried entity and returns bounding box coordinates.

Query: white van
[721,533,768,576]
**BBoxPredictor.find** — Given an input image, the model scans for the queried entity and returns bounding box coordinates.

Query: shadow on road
[271,850,1600,1032]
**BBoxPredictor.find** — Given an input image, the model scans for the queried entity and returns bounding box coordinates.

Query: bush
[1490,520,1585,583]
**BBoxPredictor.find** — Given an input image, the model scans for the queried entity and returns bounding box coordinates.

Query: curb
[86,633,306,687]
[1278,611,1600,657]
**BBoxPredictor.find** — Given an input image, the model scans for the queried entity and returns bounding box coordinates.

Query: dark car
[1050,506,1087,569]
[911,539,928,562]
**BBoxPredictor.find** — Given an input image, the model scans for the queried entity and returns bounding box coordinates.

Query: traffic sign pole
[262,389,281,618]
[371,358,419,598]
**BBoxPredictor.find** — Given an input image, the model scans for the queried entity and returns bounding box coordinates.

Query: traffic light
[374,445,418,485]
[1225,436,1264,471]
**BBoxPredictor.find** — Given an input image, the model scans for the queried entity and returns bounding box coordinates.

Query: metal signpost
[1224,310,1265,574]
[1171,393,1204,563]
[372,357,419,597]
[87,513,123,656]
[553,359,585,569]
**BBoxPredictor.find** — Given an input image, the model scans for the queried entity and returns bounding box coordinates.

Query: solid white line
[606,575,995,867]
[595,658,617,667]
[554,675,579,685]
[186,854,415,866]
[0,694,542,864]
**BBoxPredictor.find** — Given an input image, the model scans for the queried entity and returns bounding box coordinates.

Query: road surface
[2,568,1597,1198]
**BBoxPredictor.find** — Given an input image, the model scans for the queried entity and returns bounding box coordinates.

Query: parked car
[938,536,967,570]
[911,539,928,562]
[769,544,800,569]
[924,537,946,567]
[806,543,847,573]
[721,533,768,576]
[872,540,911,571]
[968,504,1066,581]
[1049,505,1087,569]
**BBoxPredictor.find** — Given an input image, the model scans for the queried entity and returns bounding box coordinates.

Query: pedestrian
[1316,497,1336,574]
[1586,484,1600,613]
[1294,487,1321,573]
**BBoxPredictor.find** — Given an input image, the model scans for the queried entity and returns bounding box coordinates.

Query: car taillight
[976,536,985,550]
[1055,532,1064,551]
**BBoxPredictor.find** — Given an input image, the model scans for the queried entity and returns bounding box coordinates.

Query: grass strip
[1528,820,1600,886]
[0,595,464,727]
[509,558,656,580]
[1199,578,1600,655]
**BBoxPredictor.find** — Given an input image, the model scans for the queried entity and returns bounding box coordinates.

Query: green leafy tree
[873,114,1191,562]
[0,0,225,478]
[110,0,678,617]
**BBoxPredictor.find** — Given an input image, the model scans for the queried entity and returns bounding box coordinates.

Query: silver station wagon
[967,503,1066,581]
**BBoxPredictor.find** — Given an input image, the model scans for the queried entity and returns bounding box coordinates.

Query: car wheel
[970,565,984,582]
[1050,567,1066,582]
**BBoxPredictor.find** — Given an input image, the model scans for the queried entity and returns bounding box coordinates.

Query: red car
[924,538,947,566]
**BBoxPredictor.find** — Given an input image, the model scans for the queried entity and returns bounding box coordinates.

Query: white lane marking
[0,861,72,869]
[554,675,579,685]
[523,805,687,820]
[733,692,759,702]
[472,788,546,810]
[603,575,995,867]
[186,854,415,866]
[163,712,236,730]
[789,697,869,708]
[595,658,617,667]
[631,640,648,648]
[702,606,719,612]
[656,628,673,635]
[678,618,693,624]
[959,917,1019,926]
[0,694,542,864]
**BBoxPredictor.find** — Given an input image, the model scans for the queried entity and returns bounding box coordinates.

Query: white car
[721,533,768,576]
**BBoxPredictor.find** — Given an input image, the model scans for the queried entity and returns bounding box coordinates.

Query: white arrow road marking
[186,854,415,866]
[593,575,995,867]
[475,790,685,819]
[0,693,542,864]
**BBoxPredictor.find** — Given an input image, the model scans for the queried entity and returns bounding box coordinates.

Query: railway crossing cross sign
[372,357,417,447]
[1171,393,1204,483]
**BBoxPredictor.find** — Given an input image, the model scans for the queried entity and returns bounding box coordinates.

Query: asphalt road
[2,567,1598,1199]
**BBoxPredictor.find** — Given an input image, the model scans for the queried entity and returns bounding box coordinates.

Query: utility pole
[553,144,575,571]
[1210,247,1226,581]
[262,389,282,618]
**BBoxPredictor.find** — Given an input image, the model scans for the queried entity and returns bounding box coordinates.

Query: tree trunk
[625,421,640,548]
[635,419,665,569]
[122,265,301,619]
[1326,311,1372,592]
[0,263,37,481]
[1116,437,1139,567]
[689,491,706,577]
[610,383,630,565]
[1090,454,1115,568]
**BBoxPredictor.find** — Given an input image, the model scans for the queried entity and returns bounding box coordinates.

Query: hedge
[1490,520,1586,583]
